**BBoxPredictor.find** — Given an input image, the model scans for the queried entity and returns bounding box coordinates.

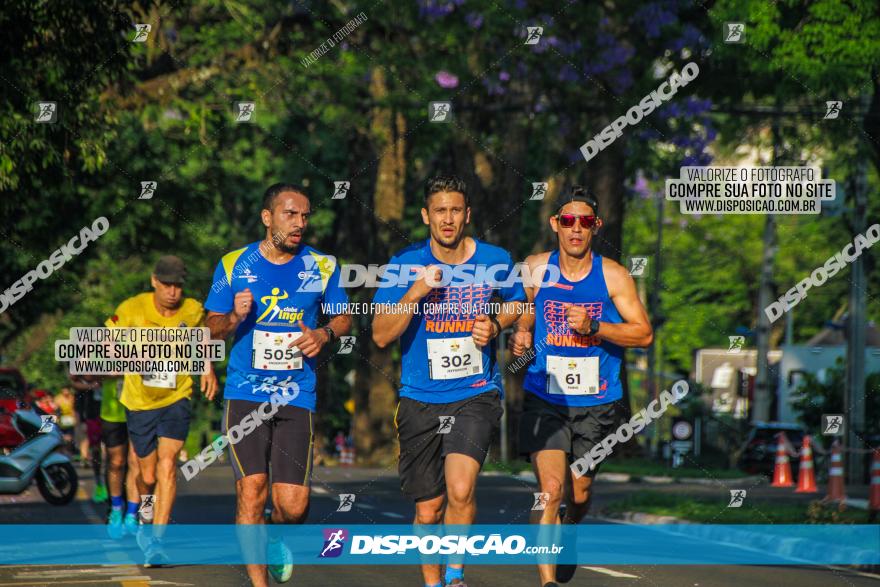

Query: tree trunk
[586,142,626,262]
[352,66,407,466]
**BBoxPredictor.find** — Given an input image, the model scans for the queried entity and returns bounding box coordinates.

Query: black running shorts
[223,399,314,486]
[396,390,502,502]
[100,419,128,449]
[518,392,625,475]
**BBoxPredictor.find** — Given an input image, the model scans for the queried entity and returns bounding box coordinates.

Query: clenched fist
[472,314,499,347]
[508,330,533,357]
[234,288,254,321]
[408,265,443,300]
[563,303,592,335]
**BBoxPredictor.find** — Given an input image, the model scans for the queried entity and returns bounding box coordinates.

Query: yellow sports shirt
[105,292,205,411]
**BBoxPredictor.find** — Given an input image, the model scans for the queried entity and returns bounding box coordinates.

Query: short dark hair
[263,183,309,211]
[556,185,599,215]
[424,175,469,207]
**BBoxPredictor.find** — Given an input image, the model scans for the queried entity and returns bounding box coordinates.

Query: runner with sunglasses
[509,186,653,587]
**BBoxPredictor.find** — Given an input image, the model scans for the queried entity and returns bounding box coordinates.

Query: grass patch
[483,459,532,474]
[601,458,751,480]
[603,491,869,524]
[483,458,751,480]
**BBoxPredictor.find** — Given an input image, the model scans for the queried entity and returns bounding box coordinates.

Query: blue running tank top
[523,250,624,407]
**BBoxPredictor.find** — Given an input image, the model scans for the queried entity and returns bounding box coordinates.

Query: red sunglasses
[557,213,598,228]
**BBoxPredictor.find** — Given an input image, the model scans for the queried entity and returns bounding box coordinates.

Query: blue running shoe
[144,538,169,568]
[106,509,124,540]
[123,513,139,536]
[267,537,293,583]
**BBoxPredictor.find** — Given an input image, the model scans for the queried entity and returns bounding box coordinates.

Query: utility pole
[647,191,664,456]
[753,101,781,424]
[845,94,869,484]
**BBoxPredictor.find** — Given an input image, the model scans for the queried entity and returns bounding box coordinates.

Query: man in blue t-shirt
[509,186,653,586]
[372,175,525,587]
[205,183,351,586]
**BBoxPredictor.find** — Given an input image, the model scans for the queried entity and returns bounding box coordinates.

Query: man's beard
[272,230,300,254]
[276,240,298,254]
[433,227,461,246]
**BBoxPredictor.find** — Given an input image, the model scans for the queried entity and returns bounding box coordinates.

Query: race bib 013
[141,371,176,390]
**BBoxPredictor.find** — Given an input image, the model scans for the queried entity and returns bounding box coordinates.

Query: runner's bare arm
[585,259,653,347]
[324,312,353,341]
[205,288,254,339]
[205,311,239,340]
[289,313,353,358]
[372,265,440,348]
[495,300,524,330]
[509,252,549,356]
[196,314,219,400]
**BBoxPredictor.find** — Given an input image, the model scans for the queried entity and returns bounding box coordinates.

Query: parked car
[0,368,29,449]
[738,421,806,476]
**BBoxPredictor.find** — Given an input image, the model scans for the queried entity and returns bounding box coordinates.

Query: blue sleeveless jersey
[523,251,624,407]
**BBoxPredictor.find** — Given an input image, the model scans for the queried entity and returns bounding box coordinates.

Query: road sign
[672,418,693,441]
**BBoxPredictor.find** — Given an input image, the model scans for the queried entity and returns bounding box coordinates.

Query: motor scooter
[0,409,78,505]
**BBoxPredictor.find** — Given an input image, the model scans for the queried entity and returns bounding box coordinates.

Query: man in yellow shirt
[106,256,217,566]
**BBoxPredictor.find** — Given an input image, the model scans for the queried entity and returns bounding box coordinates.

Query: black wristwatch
[323,326,336,343]
[587,319,600,336]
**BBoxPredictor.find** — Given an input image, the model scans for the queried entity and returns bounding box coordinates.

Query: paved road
[0,463,877,587]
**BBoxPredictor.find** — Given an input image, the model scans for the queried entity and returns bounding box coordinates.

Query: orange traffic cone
[795,435,818,493]
[771,432,794,487]
[825,439,846,502]
[868,450,880,520]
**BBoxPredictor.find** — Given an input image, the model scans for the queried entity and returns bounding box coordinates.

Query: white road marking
[581,566,640,579]
[381,511,405,519]
[0,581,146,586]
[1,566,153,586]
[825,565,880,580]
[358,503,375,510]
[15,568,135,578]
[312,486,328,495]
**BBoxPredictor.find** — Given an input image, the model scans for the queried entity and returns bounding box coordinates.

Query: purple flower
[609,69,634,94]
[435,70,459,89]
[465,12,483,29]
[418,0,457,20]
[596,31,617,48]
[499,70,510,81]
[631,2,678,39]
[633,173,652,199]
[481,77,505,96]
[558,65,579,82]
[558,40,582,57]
